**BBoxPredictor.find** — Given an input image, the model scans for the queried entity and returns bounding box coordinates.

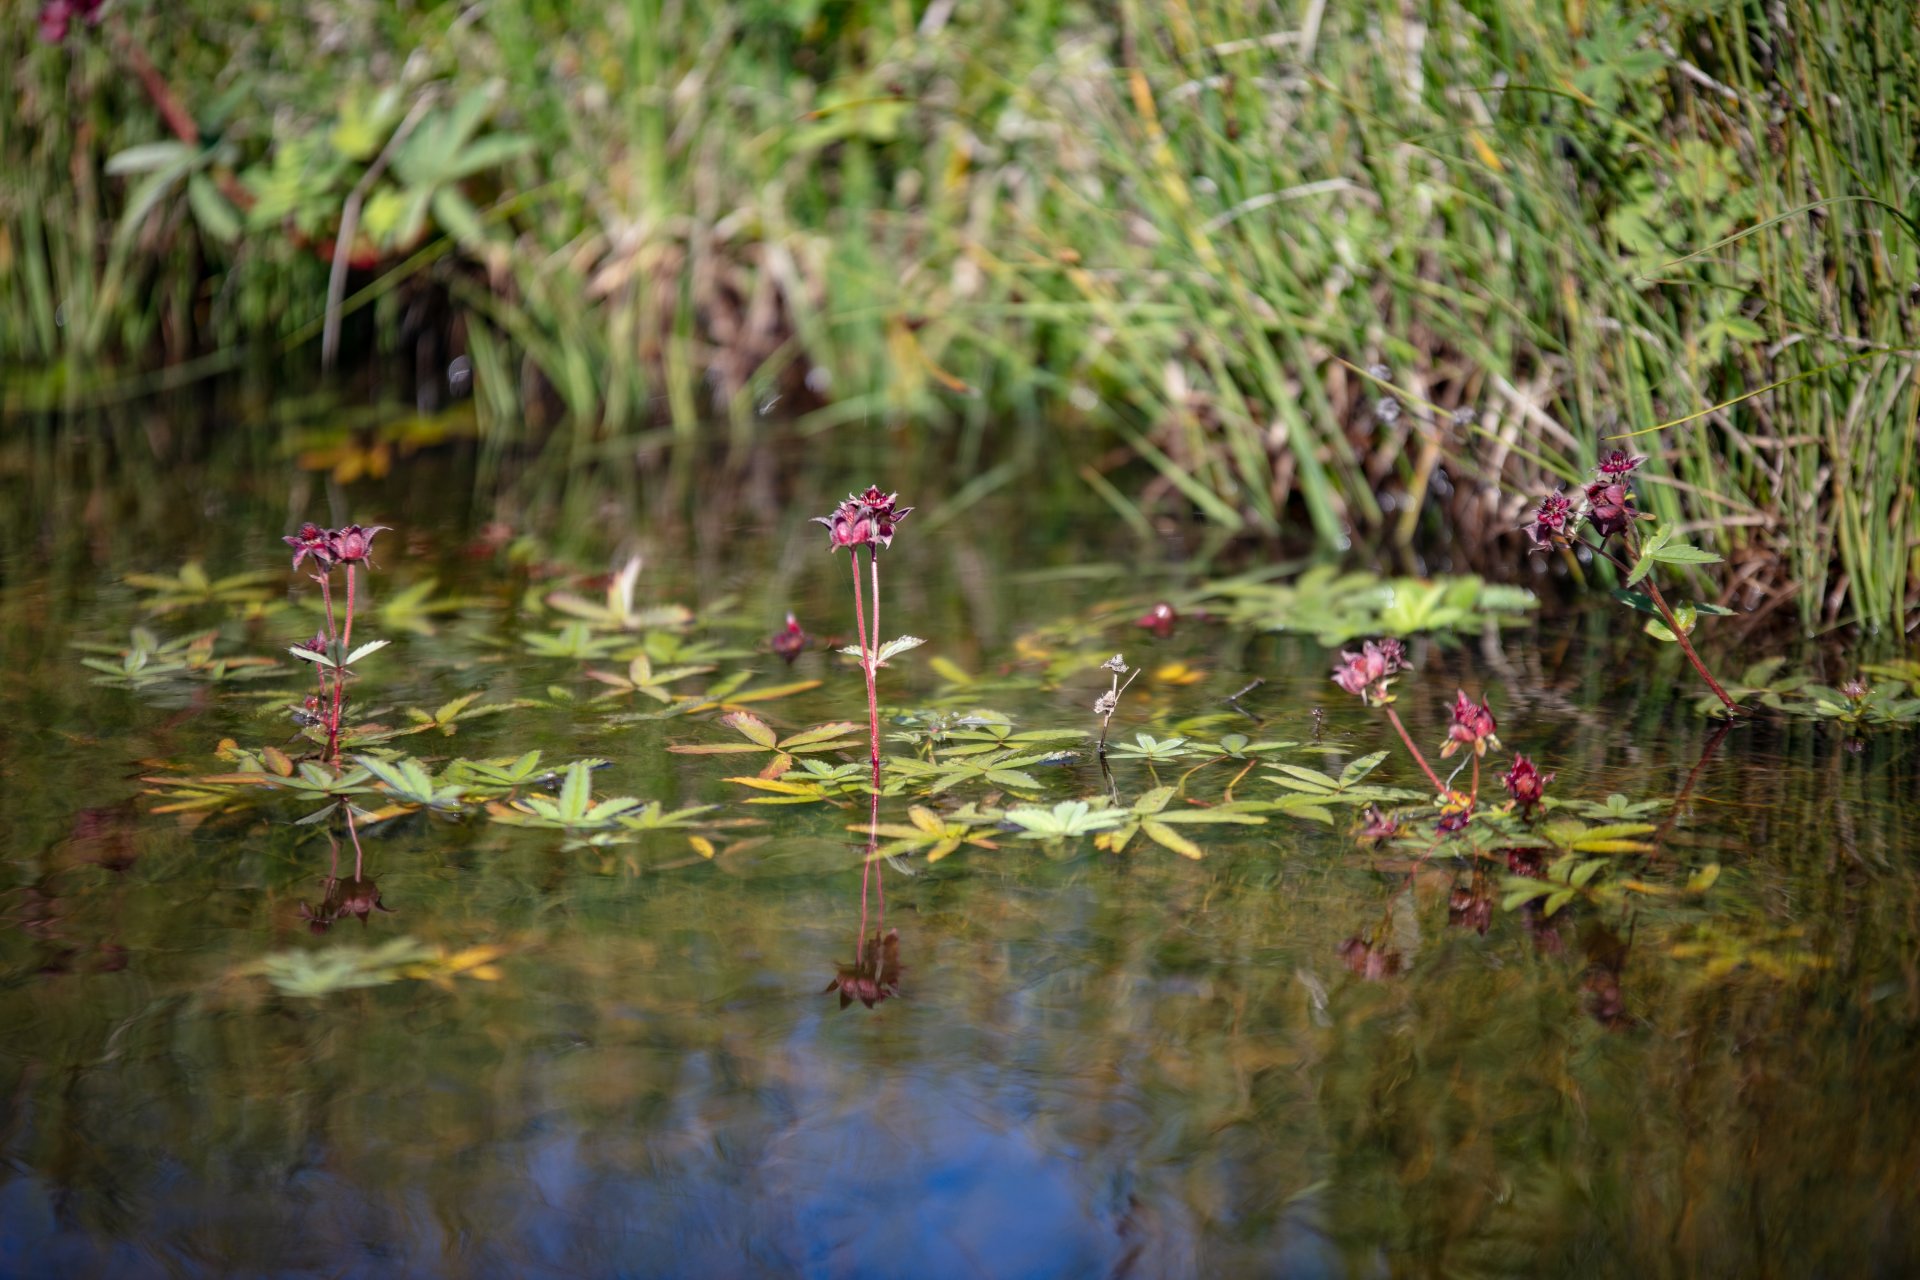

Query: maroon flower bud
[1135,603,1177,638]
[1526,489,1574,552]
[1439,690,1500,759]
[284,523,334,572]
[1502,754,1554,817]
[326,524,391,566]
[771,613,808,664]
[1839,678,1869,703]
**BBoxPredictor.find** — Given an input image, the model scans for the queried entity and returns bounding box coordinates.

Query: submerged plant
[813,487,919,782]
[1527,452,1737,712]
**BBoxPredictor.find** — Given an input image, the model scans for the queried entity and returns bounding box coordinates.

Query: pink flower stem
[316,572,341,765]
[311,569,335,721]
[1384,705,1444,794]
[326,565,358,766]
[848,551,880,783]
[868,548,886,779]
[342,563,357,655]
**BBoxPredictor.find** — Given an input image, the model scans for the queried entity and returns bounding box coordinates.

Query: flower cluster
[1502,754,1554,817]
[1330,638,1409,706]
[1439,690,1499,758]
[1527,451,1652,550]
[1584,450,1647,540]
[283,523,391,573]
[812,487,913,553]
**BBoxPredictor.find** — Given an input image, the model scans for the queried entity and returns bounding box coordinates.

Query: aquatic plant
[284,521,394,762]
[813,487,919,781]
[1526,452,1737,712]
[1093,654,1139,757]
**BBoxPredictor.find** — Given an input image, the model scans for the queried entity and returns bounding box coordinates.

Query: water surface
[2,407,1918,1278]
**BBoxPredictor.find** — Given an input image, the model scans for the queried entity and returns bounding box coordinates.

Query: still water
[1,404,1917,1277]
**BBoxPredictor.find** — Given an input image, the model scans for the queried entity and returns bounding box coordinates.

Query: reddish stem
[1601,532,1738,712]
[1384,705,1445,794]
[116,34,199,146]
[868,549,888,775]
[316,572,341,764]
[342,564,357,655]
[1640,572,1737,711]
[847,551,880,782]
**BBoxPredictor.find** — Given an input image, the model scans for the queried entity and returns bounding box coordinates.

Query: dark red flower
[38,0,104,42]
[1439,689,1499,759]
[284,523,334,572]
[771,613,808,664]
[813,499,873,550]
[1502,754,1554,817]
[1436,789,1474,833]
[1526,489,1574,552]
[1331,638,1410,705]
[1583,479,1638,540]
[1136,603,1177,638]
[326,524,390,566]
[1597,449,1646,478]
[811,487,913,553]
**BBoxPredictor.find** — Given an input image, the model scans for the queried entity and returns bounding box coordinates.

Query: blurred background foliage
[4,0,1917,633]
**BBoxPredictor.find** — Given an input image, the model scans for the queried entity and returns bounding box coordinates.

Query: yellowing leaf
[1143,820,1204,858]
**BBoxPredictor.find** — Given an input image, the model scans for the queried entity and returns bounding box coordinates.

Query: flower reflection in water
[299,819,394,935]
[825,792,902,1010]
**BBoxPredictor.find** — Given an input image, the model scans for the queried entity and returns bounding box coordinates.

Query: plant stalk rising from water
[813,488,914,784]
